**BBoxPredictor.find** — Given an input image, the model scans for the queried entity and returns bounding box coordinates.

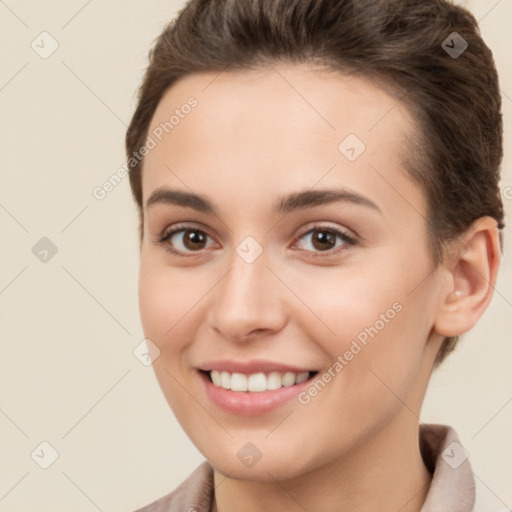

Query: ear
[434,216,501,338]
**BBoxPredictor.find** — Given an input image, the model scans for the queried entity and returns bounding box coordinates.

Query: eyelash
[152,222,358,258]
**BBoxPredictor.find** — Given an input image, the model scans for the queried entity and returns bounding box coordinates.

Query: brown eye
[311,230,337,251]
[181,230,208,250]
[294,226,357,256]
[161,228,215,254]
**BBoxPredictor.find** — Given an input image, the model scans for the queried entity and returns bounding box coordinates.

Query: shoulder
[132,461,214,512]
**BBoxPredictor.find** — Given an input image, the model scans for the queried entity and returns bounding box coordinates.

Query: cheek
[138,258,196,353]
[288,254,436,394]
[138,260,202,416]
[139,265,170,341]
[286,262,412,349]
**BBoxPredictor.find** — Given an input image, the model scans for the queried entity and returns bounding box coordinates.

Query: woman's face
[139,64,447,480]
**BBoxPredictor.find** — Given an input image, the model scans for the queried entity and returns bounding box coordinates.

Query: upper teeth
[210,371,310,392]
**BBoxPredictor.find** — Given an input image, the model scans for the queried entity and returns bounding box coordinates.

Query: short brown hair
[125,0,505,365]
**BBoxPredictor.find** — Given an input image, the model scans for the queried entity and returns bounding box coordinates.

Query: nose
[206,247,288,342]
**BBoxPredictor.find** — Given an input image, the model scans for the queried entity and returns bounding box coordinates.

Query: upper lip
[197,359,315,374]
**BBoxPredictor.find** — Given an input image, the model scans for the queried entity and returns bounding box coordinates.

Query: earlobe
[434,217,501,338]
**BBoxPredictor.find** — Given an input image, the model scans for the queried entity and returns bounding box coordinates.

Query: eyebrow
[145,186,381,215]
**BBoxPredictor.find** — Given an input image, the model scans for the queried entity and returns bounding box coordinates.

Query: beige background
[0,1,511,511]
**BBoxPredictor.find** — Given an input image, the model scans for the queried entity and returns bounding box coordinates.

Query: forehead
[142,64,424,218]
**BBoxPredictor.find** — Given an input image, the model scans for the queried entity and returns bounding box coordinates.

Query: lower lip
[199,371,314,416]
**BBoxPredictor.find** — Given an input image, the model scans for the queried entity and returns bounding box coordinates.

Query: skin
[138,64,500,512]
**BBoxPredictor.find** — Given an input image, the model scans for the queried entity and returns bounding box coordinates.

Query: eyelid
[292,221,358,241]
[158,221,214,241]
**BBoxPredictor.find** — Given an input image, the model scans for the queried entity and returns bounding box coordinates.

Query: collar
[419,423,475,511]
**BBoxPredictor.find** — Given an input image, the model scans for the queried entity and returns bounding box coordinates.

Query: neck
[212,415,432,512]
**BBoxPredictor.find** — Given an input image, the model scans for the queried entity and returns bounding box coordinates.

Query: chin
[202,440,320,482]
[210,458,307,482]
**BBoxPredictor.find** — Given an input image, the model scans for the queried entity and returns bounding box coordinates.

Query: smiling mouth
[201,370,318,392]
